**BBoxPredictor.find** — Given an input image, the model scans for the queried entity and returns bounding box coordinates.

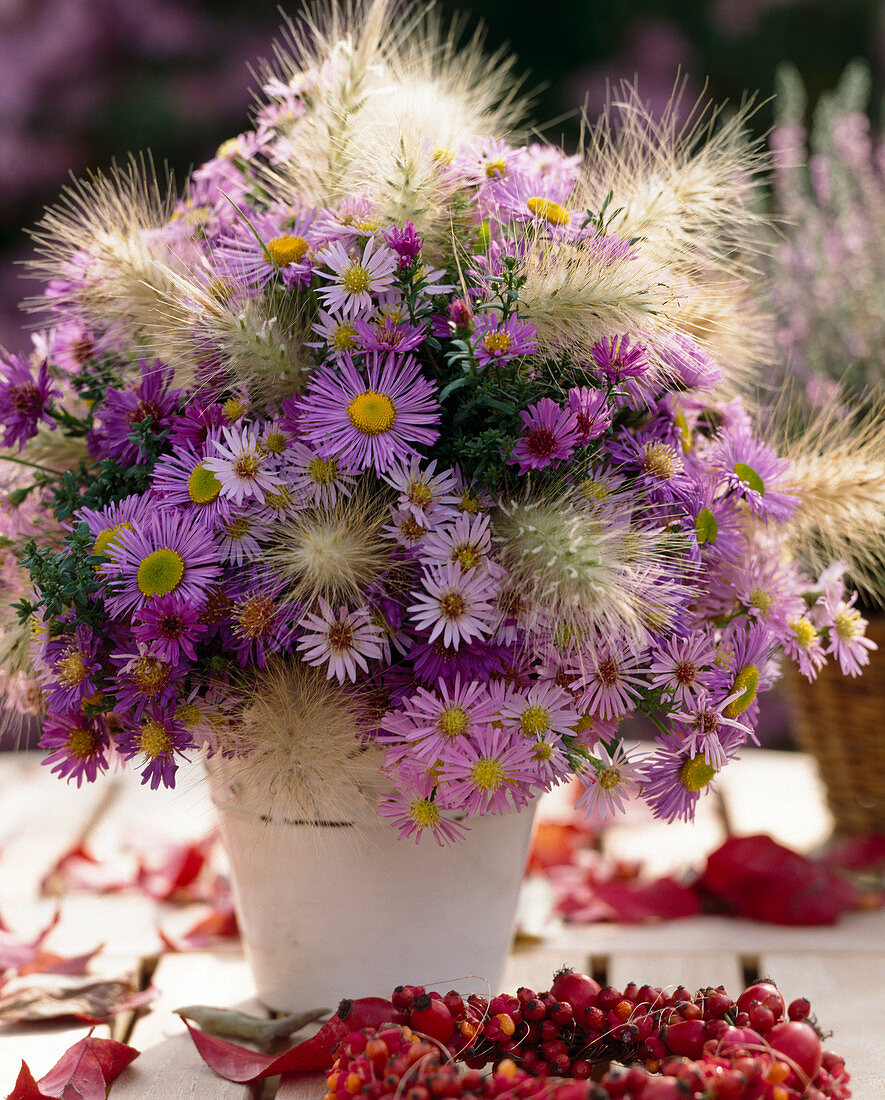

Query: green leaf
[438,376,471,402]
[733,462,765,496]
[694,508,719,546]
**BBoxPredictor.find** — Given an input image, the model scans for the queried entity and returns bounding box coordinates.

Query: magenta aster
[116,705,193,789]
[39,712,110,786]
[378,772,467,846]
[508,398,580,474]
[709,427,800,524]
[590,334,649,381]
[0,354,59,450]
[298,352,440,474]
[566,386,611,444]
[92,358,182,466]
[101,510,220,618]
[131,593,209,663]
[439,723,538,816]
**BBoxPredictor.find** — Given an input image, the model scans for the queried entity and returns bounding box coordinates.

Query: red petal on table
[526,823,583,872]
[41,843,135,897]
[557,876,699,923]
[7,1062,51,1100]
[35,1035,139,1099]
[822,833,885,872]
[699,834,859,925]
[17,944,103,977]
[0,911,61,972]
[158,904,239,952]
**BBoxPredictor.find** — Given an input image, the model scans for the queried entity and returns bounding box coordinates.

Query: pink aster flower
[508,398,580,474]
[378,771,467,846]
[284,442,356,509]
[709,427,799,524]
[408,561,498,649]
[297,599,385,683]
[0,354,59,450]
[101,510,220,619]
[383,458,460,522]
[439,723,538,817]
[380,676,497,764]
[214,207,317,289]
[151,448,231,525]
[472,313,538,367]
[298,352,440,474]
[567,386,611,444]
[781,615,827,681]
[575,742,643,820]
[816,586,877,676]
[578,648,647,721]
[668,690,754,769]
[647,633,716,708]
[42,625,101,712]
[217,510,272,566]
[590,335,649,381]
[202,425,282,506]
[420,512,501,578]
[640,735,739,823]
[39,712,110,787]
[131,593,208,664]
[315,236,398,318]
[497,680,580,740]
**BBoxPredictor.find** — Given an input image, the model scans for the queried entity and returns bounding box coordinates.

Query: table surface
[0,749,882,1099]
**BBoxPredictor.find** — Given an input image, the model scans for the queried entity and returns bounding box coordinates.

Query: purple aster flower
[484,164,577,236]
[166,402,227,451]
[656,332,722,390]
[781,615,828,681]
[408,561,498,649]
[383,221,423,260]
[380,676,497,765]
[605,431,692,506]
[0,355,59,450]
[101,510,220,618]
[472,313,538,367]
[647,633,716,708]
[383,458,460,523]
[110,650,187,720]
[439,723,539,816]
[430,297,475,339]
[92,359,182,466]
[497,680,580,739]
[284,442,355,509]
[378,771,467,846]
[40,712,110,787]
[508,398,580,474]
[43,626,102,712]
[296,599,385,683]
[352,314,427,353]
[640,735,738,823]
[420,511,500,579]
[308,309,361,357]
[577,648,647,721]
[214,207,317,289]
[709,622,778,723]
[816,586,877,677]
[667,689,753,769]
[298,352,440,474]
[709,427,799,524]
[567,386,612,444]
[116,705,193,789]
[315,236,398,318]
[151,448,232,525]
[216,510,272,566]
[590,335,649,381]
[75,493,155,559]
[131,594,209,664]
[224,571,295,668]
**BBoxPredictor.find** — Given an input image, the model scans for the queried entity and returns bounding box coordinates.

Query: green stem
[0,454,62,476]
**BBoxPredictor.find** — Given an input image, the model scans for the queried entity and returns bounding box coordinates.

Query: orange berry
[614,1000,634,1022]
[765,1061,791,1084]
[345,1073,362,1095]
[495,1013,516,1037]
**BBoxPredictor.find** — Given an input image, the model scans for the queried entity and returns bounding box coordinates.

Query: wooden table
[1,749,882,1098]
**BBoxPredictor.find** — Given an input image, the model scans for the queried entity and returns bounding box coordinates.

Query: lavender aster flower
[0,355,59,450]
[116,705,193,790]
[93,359,182,466]
[472,313,538,367]
[315,236,398,317]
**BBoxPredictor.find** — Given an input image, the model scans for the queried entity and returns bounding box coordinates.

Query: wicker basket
[786,614,885,836]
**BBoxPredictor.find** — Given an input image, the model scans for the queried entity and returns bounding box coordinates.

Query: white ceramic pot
[207,759,538,1013]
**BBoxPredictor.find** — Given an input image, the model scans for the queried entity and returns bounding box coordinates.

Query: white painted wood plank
[501,946,590,997]
[850,1074,885,1100]
[113,950,260,1099]
[716,749,834,851]
[758,952,885,1095]
[607,952,743,996]
[277,1071,327,1100]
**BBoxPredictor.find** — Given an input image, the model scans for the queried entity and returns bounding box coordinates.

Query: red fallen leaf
[17,944,103,977]
[556,875,699,924]
[822,833,885,872]
[7,1036,139,1100]
[526,823,583,872]
[40,842,135,897]
[0,911,60,972]
[182,996,400,1082]
[699,834,859,926]
[158,904,238,952]
[135,835,217,902]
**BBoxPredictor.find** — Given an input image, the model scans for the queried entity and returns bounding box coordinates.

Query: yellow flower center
[234,452,261,479]
[438,705,469,739]
[789,618,817,649]
[485,158,507,178]
[457,491,481,515]
[680,753,718,792]
[482,331,513,354]
[307,455,339,484]
[223,397,246,421]
[407,480,433,507]
[176,702,203,728]
[235,595,276,639]
[224,516,251,539]
[92,522,132,558]
[263,431,287,454]
[332,324,358,351]
[132,656,169,695]
[454,544,482,571]
[432,148,455,165]
[347,391,396,435]
[471,757,506,790]
[724,664,759,718]
[187,462,222,504]
[599,767,622,790]
[409,798,441,828]
[440,591,467,619]
[399,516,427,542]
[139,719,173,759]
[748,586,773,614]
[519,704,551,737]
[526,197,570,225]
[136,548,185,597]
[266,235,309,267]
[56,649,88,686]
[834,608,861,641]
[642,442,677,480]
[67,725,96,758]
[534,741,553,761]
[342,263,372,294]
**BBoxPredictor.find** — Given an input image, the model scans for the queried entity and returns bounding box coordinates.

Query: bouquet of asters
[0,0,876,845]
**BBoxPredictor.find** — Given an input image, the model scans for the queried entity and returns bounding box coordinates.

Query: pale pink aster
[667,690,753,769]
[217,510,272,565]
[508,397,580,474]
[308,308,361,357]
[284,442,356,509]
[382,458,460,522]
[202,425,282,505]
[575,742,643,820]
[578,648,647,721]
[315,236,398,317]
[408,561,498,649]
[382,506,429,547]
[647,634,716,707]
[298,352,440,474]
[380,677,497,764]
[498,680,580,740]
[378,772,467,846]
[439,723,538,817]
[781,615,827,681]
[420,512,501,578]
[816,587,877,677]
[297,599,385,683]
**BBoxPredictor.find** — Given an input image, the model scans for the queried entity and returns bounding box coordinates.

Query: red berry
[571,1060,591,1080]
[547,1001,573,1026]
[596,986,622,1012]
[582,1005,605,1031]
[737,981,786,1021]
[410,995,455,1044]
[549,969,601,1015]
[443,992,465,1020]
[662,1018,706,1059]
[539,1020,559,1042]
[787,997,811,1021]
[549,1053,571,1076]
[704,992,733,1019]
[523,999,546,1023]
[747,1003,776,1033]
[767,1020,823,1082]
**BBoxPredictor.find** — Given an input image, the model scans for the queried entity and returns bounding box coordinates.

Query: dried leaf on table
[7,1034,139,1100]
[158,902,238,951]
[174,1004,327,1045]
[0,910,60,973]
[134,834,223,903]
[40,842,135,897]
[0,975,157,1024]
